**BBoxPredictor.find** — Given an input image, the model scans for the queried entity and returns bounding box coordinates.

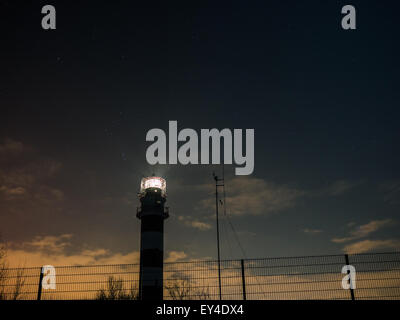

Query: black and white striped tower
[137,176,168,300]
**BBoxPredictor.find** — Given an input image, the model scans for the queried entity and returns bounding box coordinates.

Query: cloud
[0,138,62,186]
[198,176,306,216]
[0,138,29,156]
[236,230,257,237]
[342,239,400,254]
[323,180,361,196]
[4,247,141,268]
[303,228,323,235]
[33,186,65,203]
[3,234,189,268]
[0,186,26,196]
[178,216,212,231]
[380,180,400,205]
[0,138,64,224]
[195,177,361,217]
[17,234,73,254]
[3,234,140,267]
[332,219,394,243]
[332,219,399,254]
[165,251,187,263]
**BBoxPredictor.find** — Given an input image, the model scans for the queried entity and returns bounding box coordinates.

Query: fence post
[240,259,246,300]
[37,267,44,301]
[344,254,355,301]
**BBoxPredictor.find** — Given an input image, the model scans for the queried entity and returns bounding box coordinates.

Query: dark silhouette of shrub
[96,276,138,300]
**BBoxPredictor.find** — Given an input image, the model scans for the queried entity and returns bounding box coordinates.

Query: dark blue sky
[0,1,399,266]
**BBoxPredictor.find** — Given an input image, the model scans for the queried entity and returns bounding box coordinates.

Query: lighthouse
[137,176,168,300]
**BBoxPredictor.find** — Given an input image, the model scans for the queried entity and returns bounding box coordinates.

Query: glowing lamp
[140,176,166,197]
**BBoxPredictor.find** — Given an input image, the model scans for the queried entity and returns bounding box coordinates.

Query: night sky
[1,1,399,267]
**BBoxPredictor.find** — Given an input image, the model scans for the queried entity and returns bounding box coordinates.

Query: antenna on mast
[213,169,224,300]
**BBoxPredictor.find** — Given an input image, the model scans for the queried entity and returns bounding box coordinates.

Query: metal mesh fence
[348,252,400,300]
[0,252,399,300]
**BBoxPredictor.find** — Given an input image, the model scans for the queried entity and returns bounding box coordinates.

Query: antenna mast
[213,170,224,300]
